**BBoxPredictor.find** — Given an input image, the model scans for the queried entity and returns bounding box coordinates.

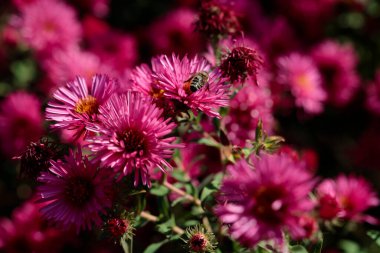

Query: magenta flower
[153,54,229,118]
[0,201,65,253]
[0,91,44,157]
[20,0,81,55]
[87,91,181,186]
[223,82,274,147]
[37,147,114,232]
[317,175,379,224]
[277,53,327,114]
[42,47,115,89]
[311,40,360,106]
[46,74,117,139]
[215,153,315,248]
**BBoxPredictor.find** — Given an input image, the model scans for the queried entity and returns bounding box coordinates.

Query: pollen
[74,96,99,115]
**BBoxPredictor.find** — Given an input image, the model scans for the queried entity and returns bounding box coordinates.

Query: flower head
[0,201,65,253]
[46,74,117,139]
[223,83,274,147]
[183,225,217,253]
[87,91,181,186]
[311,40,360,106]
[220,46,263,85]
[153,54,229,118]
[215,153,315,248]
[0,91,44,157]
[42,47,116,90]
[103,212,134,240]
[195,0,241,38]
[17,138,61,180]
[277,53,327,114]
[20,0,81,55]
[317,174,379,223]
[37,147,114,232]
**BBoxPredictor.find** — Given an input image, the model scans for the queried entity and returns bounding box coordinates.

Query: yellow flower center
[295,73,312,91]
[150,87,165,99]
[74,96,99,115]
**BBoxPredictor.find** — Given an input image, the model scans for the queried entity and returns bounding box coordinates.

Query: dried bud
[220,46,263,85]
[183,225,217,253]
[17,138,60,179]
[195,0,241,39]
[103,212,134,241]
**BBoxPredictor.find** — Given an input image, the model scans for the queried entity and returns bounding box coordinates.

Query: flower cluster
[0,0,379,252]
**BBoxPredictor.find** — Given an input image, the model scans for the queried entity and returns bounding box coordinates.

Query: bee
[183,71,209,94]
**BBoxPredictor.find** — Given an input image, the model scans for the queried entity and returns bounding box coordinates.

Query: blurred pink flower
[317,175,379,223]
[215,153,315,248]
[147,8,204,56]
[20,0,81,56]
[277,53,327,114]
[180,142,222,180]
[37,147,114,232]
[153,54,229,118]
[311,40,360,106]
[0,201,65,253]
[87,91,181,186]
[223,82,274,146]
[83,17,138,74]
[42,47,116,91]
[11,0,38,10]
[69,0,110,17]
[46,74,118,139]
[0,91,44,157]
[259,17,299,60]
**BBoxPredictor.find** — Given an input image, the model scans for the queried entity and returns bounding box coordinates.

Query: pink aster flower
[317,175,379,223]
[87,91,181,186]
[46,74,117,139]
[365,70,380,115]
[37,147,114,232]
[20,0,81,56]
[223,82,274,147]
[0,91,44,157]
[215,153,315,248]
[42,47,116,90]
[311,40,360,106]
[153,54,229,118]
[277,53,327,114]
[0,201,65,253]
[129,63,182,119]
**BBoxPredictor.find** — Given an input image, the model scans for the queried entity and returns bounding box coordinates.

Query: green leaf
[200,186,216,202]
[198,137,221,148]
[210,172,223,189]
[150,184,169,196]
[156,217,175,234]
[290,245,309,253]
[143,240,169,253]
[171,196,186,207]
[183,219,199,227]
[10,59,36,87]
[339,240,361,253]
[171,169,190,182]
[367,230,380,247]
